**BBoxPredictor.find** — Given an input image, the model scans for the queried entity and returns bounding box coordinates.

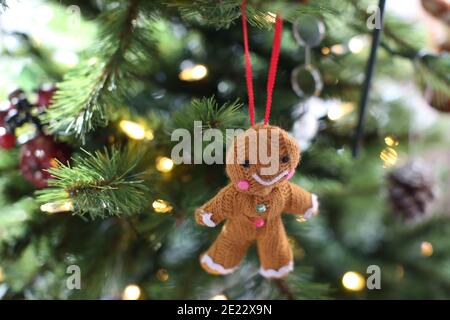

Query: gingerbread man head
[226,124,301,196]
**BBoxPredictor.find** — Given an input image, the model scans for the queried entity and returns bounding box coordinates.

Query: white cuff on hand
[200,210,216,227]
[304,194,319,219]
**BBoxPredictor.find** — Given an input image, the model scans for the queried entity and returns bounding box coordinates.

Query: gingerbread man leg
[257,223,293,279]
[200,226,252,275]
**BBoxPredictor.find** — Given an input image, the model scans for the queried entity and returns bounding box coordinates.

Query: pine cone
[388,161,435,220]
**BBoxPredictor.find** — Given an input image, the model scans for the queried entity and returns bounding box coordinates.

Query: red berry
[20,134,71,188]
[0,111,16,149]
[37,85,56,108]
[0,131,16,149]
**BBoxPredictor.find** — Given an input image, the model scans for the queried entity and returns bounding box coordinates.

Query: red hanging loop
[241,0,255,125]
[265,15,283,124]
[241,0,283,125]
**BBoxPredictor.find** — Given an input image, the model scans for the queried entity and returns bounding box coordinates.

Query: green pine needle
[170,96,245,132]
[415,53,450,109]
[168,0,335,29]
[41,0,157,142]
[36,147,150,220]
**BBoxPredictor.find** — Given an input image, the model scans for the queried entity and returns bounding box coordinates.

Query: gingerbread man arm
[195,184,235,227]
[283,182,319,219]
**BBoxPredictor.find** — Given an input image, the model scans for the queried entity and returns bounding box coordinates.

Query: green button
[256,204,267,213]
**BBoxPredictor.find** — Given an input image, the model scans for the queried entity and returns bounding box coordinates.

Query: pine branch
[273,279,296,300]
[345,0,450,99]
[415,53,450,103]
[346,1,420,57]
[41,0,157,141]
[0,149,18,172]
[170,96,245,132]
[2,32,63,81]
[36,147,150,220]
[168,0,335,29]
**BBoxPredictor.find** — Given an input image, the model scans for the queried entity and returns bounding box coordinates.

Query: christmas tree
[0,0,449,300]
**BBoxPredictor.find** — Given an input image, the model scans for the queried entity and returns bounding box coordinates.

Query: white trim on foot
[304,193,319,219]
[259,261,294,279]
[201,254,236,275]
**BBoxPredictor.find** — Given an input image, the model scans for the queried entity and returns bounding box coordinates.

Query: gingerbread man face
[226,124,301,195]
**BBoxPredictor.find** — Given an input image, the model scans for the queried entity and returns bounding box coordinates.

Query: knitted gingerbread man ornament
[195,124,319,278]
[194,2,318,278]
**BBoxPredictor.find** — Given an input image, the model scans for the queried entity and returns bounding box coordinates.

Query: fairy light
[342,271,365,292]
[384,135,399,147]
[380,147,398,168]
[40,201,74,213]
[331,44,347,55]
[179,64,208,81]
[145,130,154,140]
[120,120,145,139]
[122,284,141,300]
[348,35,367,54]
[327,102,355,121]
[210,294,228,300]
[321,47,331,55]
[152,199,173,213]
[265,12,276,24]
[119,120,153,141]
[421,241,433,257]
[156,156,174,173]
[156,269,169,282]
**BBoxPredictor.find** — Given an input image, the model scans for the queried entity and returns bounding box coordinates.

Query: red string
[241,0,255,125]
[241,1,283,125]
[265,15,283,124]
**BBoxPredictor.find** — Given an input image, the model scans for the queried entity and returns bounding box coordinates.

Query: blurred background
[0,0,449,299]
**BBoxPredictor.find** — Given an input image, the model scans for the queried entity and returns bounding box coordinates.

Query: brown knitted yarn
[195,125,318,279]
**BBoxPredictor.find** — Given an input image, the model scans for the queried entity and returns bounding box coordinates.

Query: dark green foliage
[36,147,150,219]
[41,0,158,141]
[415,53,450,108]
[171,96,245,132]
[169,0,335,29]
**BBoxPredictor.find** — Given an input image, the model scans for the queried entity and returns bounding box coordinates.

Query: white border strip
[259,261,294,278]
[201,254,236,275]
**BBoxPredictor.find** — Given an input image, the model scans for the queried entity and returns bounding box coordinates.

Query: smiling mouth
[252,170,290,186]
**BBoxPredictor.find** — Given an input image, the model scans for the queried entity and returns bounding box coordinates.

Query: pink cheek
[236,180,250,190]
[286,170,295,180]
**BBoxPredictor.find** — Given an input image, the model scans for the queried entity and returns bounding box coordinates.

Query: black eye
[281,155,289,163]
[241,160,250,168]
